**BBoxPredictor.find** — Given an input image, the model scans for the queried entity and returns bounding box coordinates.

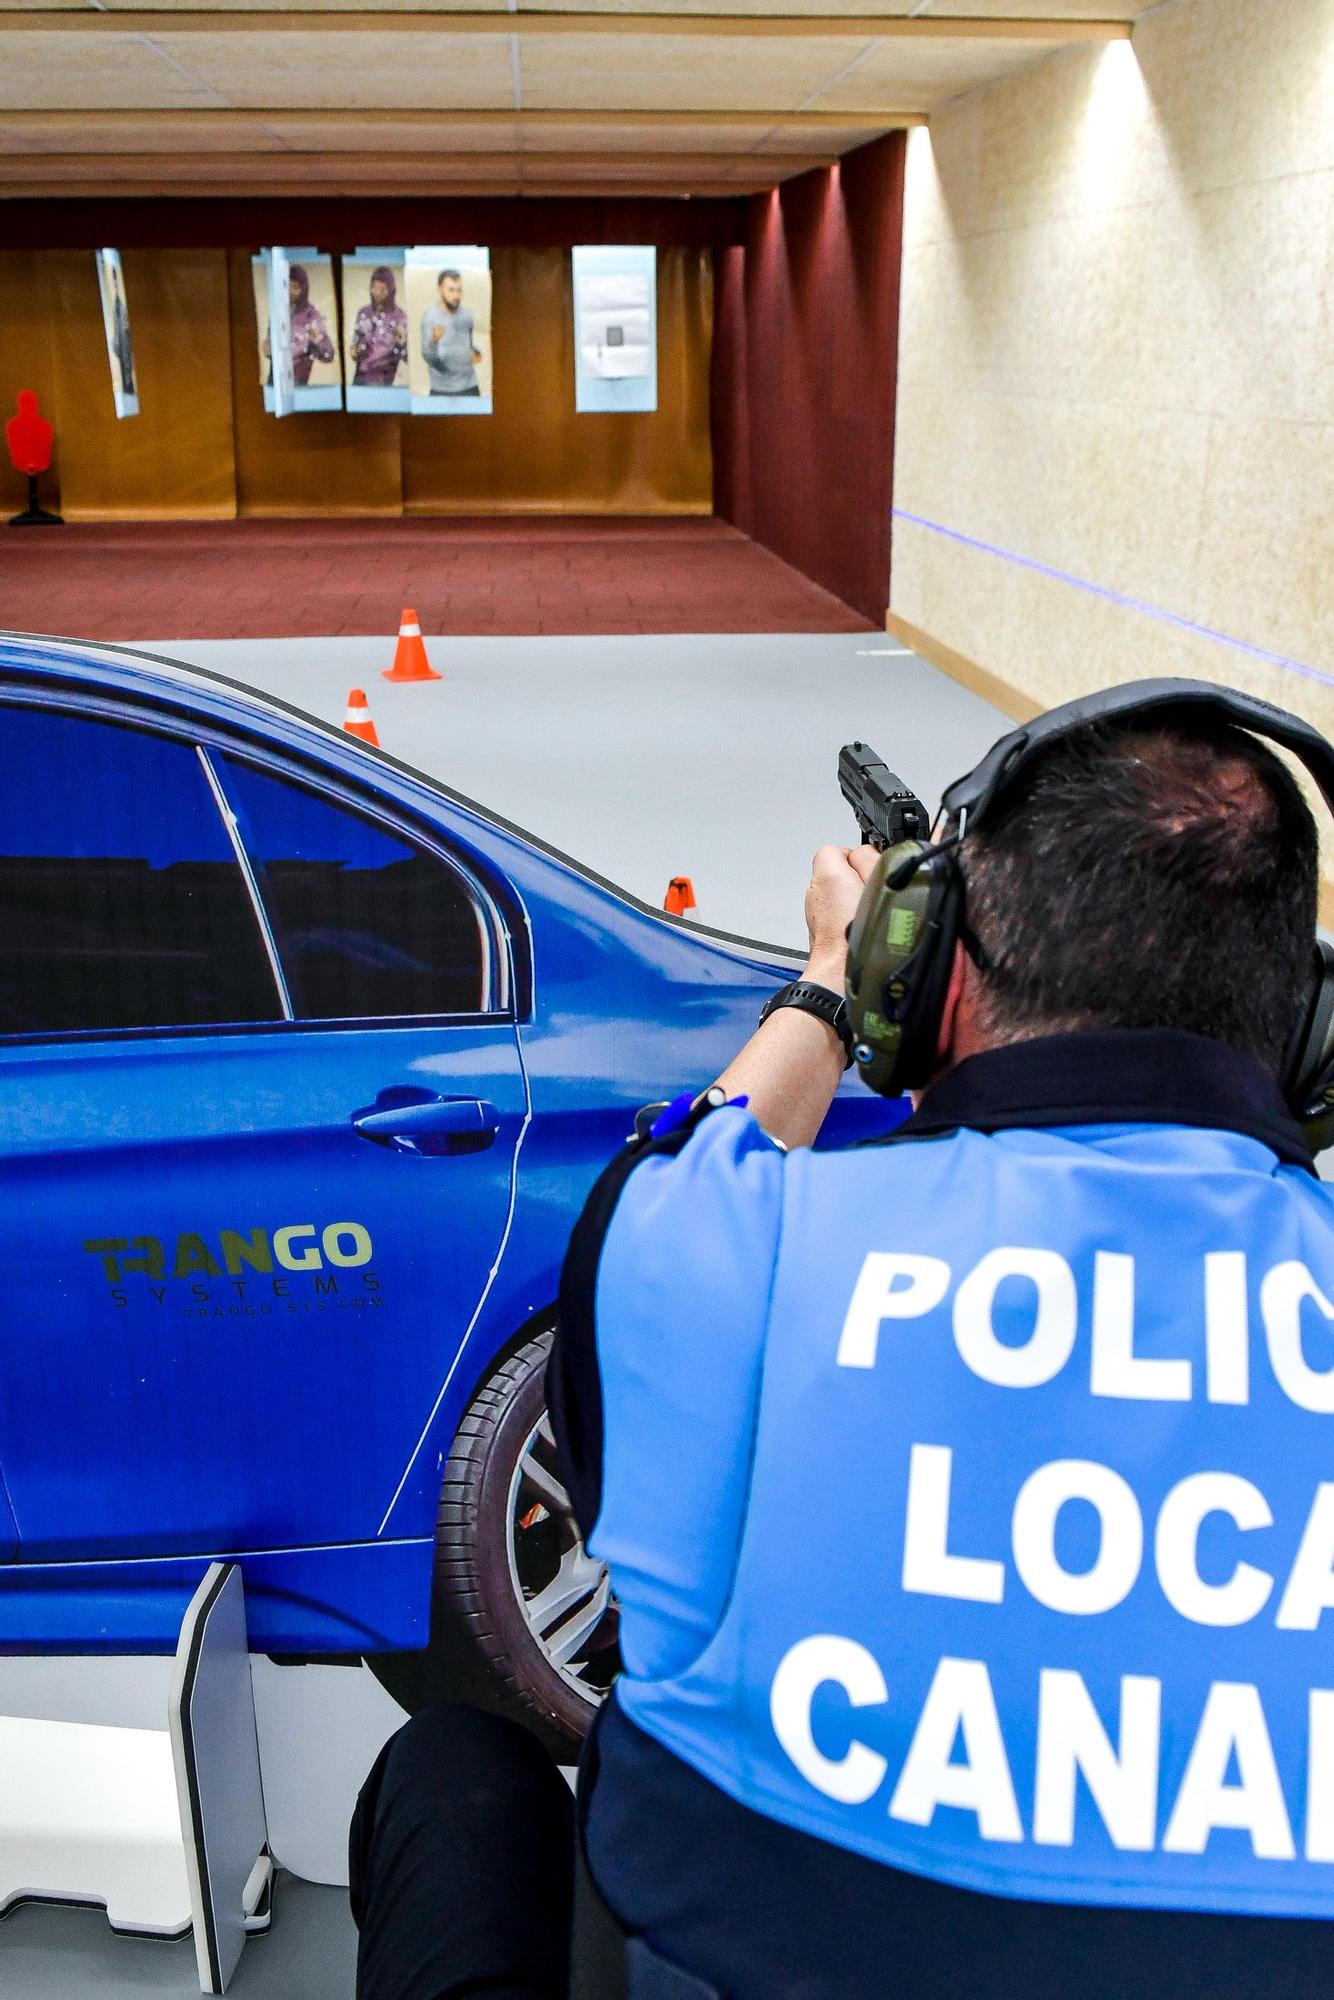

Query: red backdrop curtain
[711,134,906,624]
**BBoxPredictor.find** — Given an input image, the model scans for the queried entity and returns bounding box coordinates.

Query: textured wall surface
[891,0,1333,734]
[713,134,906,623]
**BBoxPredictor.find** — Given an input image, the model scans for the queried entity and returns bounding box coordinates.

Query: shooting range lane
[158,634,1011,946]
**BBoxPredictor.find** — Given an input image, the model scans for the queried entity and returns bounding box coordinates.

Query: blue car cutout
[0,634,904,1752]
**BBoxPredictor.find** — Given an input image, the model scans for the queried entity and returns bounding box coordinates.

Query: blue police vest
[598,1109,1334,1919]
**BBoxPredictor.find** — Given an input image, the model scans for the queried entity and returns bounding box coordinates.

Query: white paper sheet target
[580,305,651,379]
[572,246,657,412]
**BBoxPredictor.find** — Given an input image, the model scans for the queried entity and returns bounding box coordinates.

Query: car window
[217,755,488,1020]
[0,705,280,1037]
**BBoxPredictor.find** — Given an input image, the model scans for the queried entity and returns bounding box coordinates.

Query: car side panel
[373,864,908,1544]
[0,638,906,1652]
[1,1537,435,1654]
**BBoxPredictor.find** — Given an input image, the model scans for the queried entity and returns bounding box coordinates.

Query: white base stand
[0,1561,271,1992]
[0,1714,192,1935]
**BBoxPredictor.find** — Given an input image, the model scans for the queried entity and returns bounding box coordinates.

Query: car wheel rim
[505,1411,620,1707]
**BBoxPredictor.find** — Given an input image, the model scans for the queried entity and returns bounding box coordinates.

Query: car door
[0,694,525,1563]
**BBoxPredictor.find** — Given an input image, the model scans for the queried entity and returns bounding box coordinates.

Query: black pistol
[838,742,929,851]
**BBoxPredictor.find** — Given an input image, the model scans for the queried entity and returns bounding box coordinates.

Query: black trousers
[349,1705,576,2000]
[351,1705,1334,2000]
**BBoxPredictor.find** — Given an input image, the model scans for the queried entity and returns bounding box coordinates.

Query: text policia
[770,1244,1334,1870]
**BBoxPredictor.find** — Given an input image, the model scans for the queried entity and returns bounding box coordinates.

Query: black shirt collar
[898,1028,1314,1175]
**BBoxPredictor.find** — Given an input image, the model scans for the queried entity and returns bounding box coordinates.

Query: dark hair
[437,268,461,285]
[959,713,1319,1073]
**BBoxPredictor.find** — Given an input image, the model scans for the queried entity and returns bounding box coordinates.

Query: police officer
[351,681,1334,2000]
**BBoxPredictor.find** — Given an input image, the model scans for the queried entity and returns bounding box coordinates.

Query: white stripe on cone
[398,622,422,637]
[347,706,372,722]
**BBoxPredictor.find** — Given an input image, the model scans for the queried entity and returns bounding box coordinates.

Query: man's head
[944,713,1319,1077]
[437,270,463,310]
[370,269,393,309]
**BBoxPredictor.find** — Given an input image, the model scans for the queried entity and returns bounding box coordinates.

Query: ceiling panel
[923,1,1145,16]
[518,32,891,111]
[0,109,287,148]
[0,30,224,106]
[3,0,1152,12]
[90,0,504,9]
[807,30,1068,106]
[148,29,516,106]
[516,0,920,11]
[0,2,1149,199]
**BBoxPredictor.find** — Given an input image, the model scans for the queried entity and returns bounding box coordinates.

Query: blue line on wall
[891,509,1332,692]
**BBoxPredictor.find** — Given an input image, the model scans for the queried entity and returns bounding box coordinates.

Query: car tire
[366,1326,619,1761]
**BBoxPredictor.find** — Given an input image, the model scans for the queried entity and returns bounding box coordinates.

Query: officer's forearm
[714,955,847,1148]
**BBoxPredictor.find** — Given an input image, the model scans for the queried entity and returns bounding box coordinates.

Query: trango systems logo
[81,1223,380,1316]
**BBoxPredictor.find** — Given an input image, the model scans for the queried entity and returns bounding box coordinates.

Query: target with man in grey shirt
[406,248,493,414]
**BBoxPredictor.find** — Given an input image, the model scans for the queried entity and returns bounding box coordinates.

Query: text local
[765,1246,1334,1863]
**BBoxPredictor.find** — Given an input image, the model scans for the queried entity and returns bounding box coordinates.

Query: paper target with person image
[342,249,411,412]
[250,249,343,413]
[95,248,139,420]
[404,247,493,415]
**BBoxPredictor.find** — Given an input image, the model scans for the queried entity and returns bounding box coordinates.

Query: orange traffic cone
[383,607,440,683]
[664,876,697,915]
[343,688,380,746]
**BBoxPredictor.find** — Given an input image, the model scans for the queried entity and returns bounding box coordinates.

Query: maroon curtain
[711,133,906,624]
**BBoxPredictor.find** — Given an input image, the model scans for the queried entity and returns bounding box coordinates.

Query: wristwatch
[758,980,854,1068]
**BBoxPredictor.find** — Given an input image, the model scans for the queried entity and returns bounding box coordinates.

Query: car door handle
[352,1097,500,1156]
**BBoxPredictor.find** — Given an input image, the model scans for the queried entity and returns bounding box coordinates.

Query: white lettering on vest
[1205,1252,1250,1405]
[768,1641,1334,1872]
[1012,1459,1142,1616]
[953,1249,1077,1390]
[1155,1473,1273,1627]
[1305,1690,1334,1861]
[1033,1669,1160,1851]
[769,1635,889,1804]
[1162,1682,1295,1860]
[902,1445,1005,1604]
[1261,1262,1334,1414]
[888,1657,1023,1841]
[1276,1484,1334,1630]
[837,1254,952,1370]
[1090,1252,1191,1402]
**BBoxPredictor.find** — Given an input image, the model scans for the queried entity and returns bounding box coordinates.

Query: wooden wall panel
[225,247,402,517]
[0,250,60,518]
[48,246,236,520]
[0,239,712,522]
[400,244,712,515]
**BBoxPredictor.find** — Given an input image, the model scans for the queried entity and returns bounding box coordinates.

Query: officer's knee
[380,1703,572,1816]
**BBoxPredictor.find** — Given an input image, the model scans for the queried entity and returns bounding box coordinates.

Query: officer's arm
[714,995,845,1151]
[713,843,878,1149]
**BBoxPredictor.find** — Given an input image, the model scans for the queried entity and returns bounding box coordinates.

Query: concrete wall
[890,0,1332,742]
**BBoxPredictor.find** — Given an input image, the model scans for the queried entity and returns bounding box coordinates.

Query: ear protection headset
[844,677,1334,1151]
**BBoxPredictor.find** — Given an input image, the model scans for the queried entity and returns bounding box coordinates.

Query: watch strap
[759,980,853,1067]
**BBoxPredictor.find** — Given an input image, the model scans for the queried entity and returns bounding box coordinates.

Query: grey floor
[157,632,1010,947]
[2,629,1008,1997]
[0,1876,356,1998]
